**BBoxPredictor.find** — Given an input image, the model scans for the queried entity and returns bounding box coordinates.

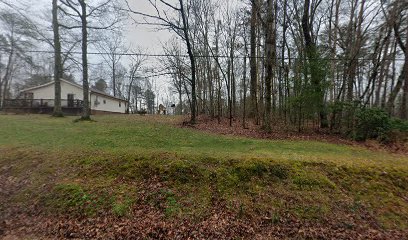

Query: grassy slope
[1,114,408,237]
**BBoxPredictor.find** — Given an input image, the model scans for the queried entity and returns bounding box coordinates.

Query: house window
[67,94,75,108]
[24,92,33,99]
[119,102,121,107]
[94,96,100,106]
[103,100,106,104]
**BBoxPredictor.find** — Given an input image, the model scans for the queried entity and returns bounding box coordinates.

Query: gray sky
[26,0,173,51]
[125,1,173,52]
[26,0,175,102]
[1,0,188,105]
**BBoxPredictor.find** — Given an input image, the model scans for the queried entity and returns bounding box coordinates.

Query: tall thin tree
[52,0,63,117]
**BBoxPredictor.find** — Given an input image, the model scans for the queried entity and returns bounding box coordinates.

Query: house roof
[20,78,83,92]
[90,88,127,101]
[21,78,127,102]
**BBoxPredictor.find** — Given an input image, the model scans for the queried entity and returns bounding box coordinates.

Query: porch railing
[3,99,84,108]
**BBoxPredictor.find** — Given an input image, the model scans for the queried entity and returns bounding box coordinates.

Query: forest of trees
[139,0,408,136]
[0,0,407,136]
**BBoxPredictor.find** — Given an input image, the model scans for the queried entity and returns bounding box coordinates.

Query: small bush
[390,118,408,132]
[328,101,357,131]
[354,108,391,142]
[388,118,408,143]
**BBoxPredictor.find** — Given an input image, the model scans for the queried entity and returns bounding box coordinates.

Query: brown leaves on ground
[1,172,407,239]
[2,209,408,239]
[182,115,408,155]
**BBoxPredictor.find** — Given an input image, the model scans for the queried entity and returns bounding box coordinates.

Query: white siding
[21,80,126,114]
[26,81,84,100]
[90,93,126,113]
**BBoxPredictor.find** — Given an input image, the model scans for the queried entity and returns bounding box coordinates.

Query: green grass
[1,114,408,230]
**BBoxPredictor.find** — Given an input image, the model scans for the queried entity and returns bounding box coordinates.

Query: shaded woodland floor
[187,115,408,154]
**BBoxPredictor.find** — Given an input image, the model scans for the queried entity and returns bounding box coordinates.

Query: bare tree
[264,0,276,131]
[58,0,121,120]
[249,0,259,125]
[126,49,146,114]
[399,27,408,119]
[95,30,127,97]
[127,0,197,123]
[52,0,63,117]
[302,0,328,128]
[0,10,37,108]
[162,39,188,115]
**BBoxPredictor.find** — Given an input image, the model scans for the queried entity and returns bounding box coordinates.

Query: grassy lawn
[1,114,408,238]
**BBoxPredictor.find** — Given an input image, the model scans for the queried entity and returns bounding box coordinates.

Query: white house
[8,79,128,114]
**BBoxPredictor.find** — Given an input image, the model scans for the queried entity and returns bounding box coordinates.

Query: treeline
[139,0,408,138]
[1,0,407,139]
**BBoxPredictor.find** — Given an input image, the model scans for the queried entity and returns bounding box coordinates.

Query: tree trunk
[302,0,328,128]
[179,0,196,124]
[0,55,2,108]
[126,69,138,114]
[80,0,91,120]
[250,0,259,124]
[215,20,221,124]
[388,28,408,115]
[52,0,63,117]
[230,23,237,120]
[243,37,248,129]
[400,28,408,119]
[112,60,116,97]
[264,0,276,132]
[179,89,182,115]
[227,57,232,126]
[1,43,14,109]
[374,28,391,107]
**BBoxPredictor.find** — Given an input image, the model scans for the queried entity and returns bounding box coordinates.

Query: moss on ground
[0,115,407,230]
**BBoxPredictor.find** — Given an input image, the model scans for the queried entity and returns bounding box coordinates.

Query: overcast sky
[125,1,173,52]
[25,0,173,51]
[17,0,176,102]
[0,0,191,104]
